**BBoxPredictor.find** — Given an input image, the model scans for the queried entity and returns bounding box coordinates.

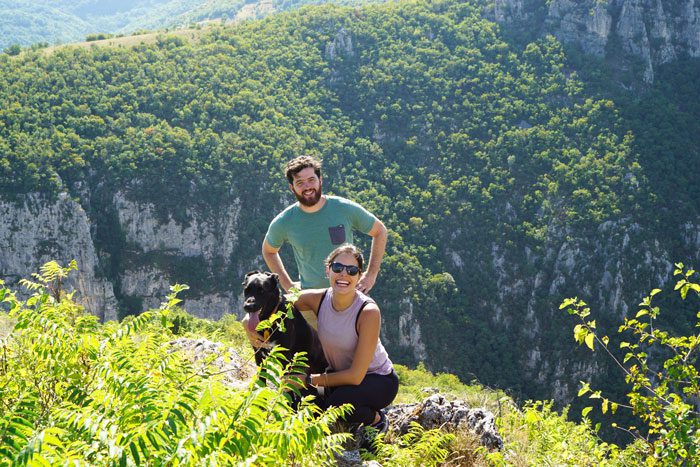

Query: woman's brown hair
[325,244,364,271]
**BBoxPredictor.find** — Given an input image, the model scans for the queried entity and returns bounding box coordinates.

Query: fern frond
[12,426,66,466]
[0,395,40,463]
[373,421,455,466]
[107,311,155,344]
[17,279,42,293]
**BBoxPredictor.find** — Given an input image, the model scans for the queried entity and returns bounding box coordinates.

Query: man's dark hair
[285,156,322,184]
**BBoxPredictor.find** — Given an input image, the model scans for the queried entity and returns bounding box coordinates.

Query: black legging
[317,370,399,425]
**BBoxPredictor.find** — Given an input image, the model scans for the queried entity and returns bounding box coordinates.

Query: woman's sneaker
[373,409,388,435]
[358,410,388,453]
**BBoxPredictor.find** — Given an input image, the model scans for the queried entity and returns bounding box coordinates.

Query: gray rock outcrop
[169,337,257,390]
[114,191,243,319]
[325,27,354,61]
[546,0,612,57]
[0,190,247,322]
[386,393,503,451]
[494,0,700,83]
[333,392,503,465]
[115,191,241,265]
[0,193,117,321]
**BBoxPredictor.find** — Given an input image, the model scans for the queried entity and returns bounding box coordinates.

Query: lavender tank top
[317,289,393,376]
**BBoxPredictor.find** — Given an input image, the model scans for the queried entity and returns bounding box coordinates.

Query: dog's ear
[264,272,280,285]
[242,270,259,285]
[271,273,281,291]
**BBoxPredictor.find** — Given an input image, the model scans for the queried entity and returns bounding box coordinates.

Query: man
[262,155,387,294]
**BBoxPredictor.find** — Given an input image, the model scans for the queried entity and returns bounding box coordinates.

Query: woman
[245,243,398,438]
[297,244,398,435]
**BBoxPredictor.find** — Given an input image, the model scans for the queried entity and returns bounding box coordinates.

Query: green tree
[4,44,21,56]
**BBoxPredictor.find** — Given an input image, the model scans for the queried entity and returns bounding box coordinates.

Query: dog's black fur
[243,271,327,373]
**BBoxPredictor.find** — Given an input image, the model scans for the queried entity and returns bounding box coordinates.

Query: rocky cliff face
[494,0,700,82]
[500,218,677,401]
[0,193,118,321]
[1,189,694,406]
[113,191,244,319]
[0,190,249,322]
[435,188,697,402]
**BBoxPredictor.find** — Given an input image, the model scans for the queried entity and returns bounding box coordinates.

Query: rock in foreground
[386,393,503,451]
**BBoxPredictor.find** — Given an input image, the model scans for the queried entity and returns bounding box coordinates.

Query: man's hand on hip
[356,272,376,293]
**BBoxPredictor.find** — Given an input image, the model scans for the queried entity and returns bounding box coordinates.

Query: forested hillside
[1,0,194,49]
[0,0,698,432]
[0,0,367,51]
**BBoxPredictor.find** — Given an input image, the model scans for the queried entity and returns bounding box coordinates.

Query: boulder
[169,337,257,390]
[386,393,503,451]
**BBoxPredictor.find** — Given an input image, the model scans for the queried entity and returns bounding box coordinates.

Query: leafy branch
[19,260,77,304]
[561,263,700,464]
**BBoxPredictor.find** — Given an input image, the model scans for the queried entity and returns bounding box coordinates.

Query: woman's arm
[309,304,381,387]
[292,288,325,316]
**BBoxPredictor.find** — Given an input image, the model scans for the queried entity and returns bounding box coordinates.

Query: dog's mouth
[247,310,261,331]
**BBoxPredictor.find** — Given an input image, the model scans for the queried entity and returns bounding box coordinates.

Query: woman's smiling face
[327,252,361,293]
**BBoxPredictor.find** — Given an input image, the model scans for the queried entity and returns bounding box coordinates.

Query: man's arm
[262,239,297,291]
[357,219,387,293]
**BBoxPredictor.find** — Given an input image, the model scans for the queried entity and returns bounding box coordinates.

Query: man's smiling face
[290,166,322,207]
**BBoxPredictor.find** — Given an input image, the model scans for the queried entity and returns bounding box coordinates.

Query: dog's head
[242,270,281,319]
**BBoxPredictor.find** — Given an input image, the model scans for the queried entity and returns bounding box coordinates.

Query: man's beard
[294,186,322,207]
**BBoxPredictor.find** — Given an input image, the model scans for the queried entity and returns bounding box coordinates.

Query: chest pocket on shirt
[328,224,346,245]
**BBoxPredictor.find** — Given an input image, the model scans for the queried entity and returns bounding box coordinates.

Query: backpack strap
[355,300,370,336]
[317,289,328,317]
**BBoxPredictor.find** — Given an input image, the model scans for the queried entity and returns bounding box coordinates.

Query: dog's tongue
[247,311,261,332]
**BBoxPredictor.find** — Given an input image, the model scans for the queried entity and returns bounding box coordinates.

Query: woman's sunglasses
[330,262,360,276]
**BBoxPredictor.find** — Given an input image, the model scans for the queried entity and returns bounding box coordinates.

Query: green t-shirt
[265,195,377,288]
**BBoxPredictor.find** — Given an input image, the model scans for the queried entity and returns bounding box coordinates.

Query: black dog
[243,271,327,374]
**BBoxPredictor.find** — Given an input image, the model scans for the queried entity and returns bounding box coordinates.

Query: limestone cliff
[0,193,117,321]
[484,218,677,401]
[0,190,249,322]
[113,191,243,319]
[0,187,696,406]
[493,0,700,82]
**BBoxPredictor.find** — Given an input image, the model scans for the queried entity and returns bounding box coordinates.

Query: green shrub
[3,44,21,55]
[85,33,114,42]
[372,422,455,466]
[0,261,349,465]
[562,264,700,465]
[395,362,505,409]
[491,400,630,466]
